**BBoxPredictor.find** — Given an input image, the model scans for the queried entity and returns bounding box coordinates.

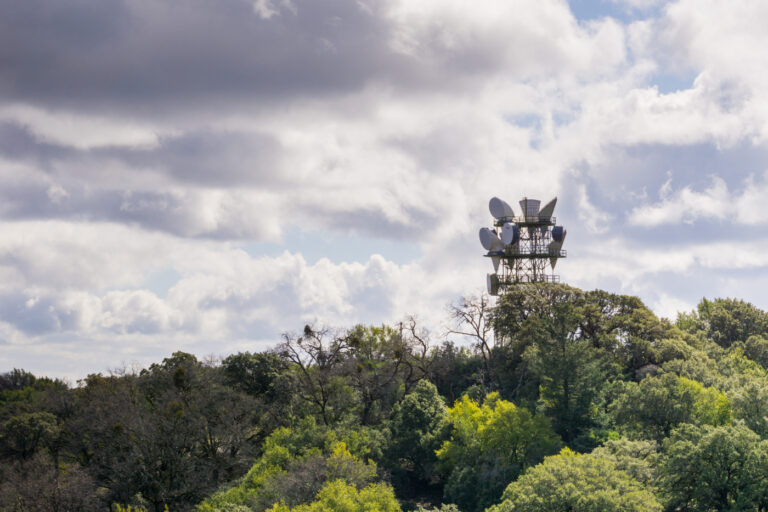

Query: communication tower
[479,196,567,296]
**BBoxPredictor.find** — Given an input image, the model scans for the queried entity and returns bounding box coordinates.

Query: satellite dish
[479,227,505,251]
[538,197,557,220]
[519,198,541,219]
[490,235,505,252]
[501,222,520,245]
[489,197,515,219]
[479,228,493,250]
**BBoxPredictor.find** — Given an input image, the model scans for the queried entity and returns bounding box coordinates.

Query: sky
[3,0,768,380]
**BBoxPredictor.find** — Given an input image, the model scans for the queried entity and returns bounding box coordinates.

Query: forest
[5,283,768,511]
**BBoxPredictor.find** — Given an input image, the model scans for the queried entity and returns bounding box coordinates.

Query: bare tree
[399,315,433,385]
[447,294,495,389]
[276,325,350,425]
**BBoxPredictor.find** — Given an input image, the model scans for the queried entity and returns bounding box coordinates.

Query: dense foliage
[5,284,768,511]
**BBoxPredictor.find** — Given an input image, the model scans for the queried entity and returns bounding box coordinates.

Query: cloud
[577,185,614,234]
[629,172,768,227]
[0,104,160,150]
[0,0,632,247]
[651,293,694,321]
[610,0,666,9]
[628,176,729,226]
[0,0,631,117]
[0,0,395,109]
[0,221,417,339]
[5,0,768,379]
[386,0,626,78]
[253,0,296,20]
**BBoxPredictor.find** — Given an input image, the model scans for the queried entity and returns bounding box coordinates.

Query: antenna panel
[538,197,557,220]
[487,273,500,296]
[519,198,541,219]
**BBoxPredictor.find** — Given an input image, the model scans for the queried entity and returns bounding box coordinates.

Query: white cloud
[386,0,626,78]
[610,0,666,9]
[0,221,433,335]
[628,176,729,226]
[652,293,695,321]
[253,0,296,19]
[577,185,613,234]
[629,172,768,227]
[0,104,161,150]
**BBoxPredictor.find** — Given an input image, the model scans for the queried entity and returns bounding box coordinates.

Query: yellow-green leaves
[488,448,662,512]
[266,480,401,512]
[436,393,560,512]
[610,373,731,441]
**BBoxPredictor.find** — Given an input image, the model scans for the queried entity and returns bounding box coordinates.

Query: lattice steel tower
[479,196,567,296]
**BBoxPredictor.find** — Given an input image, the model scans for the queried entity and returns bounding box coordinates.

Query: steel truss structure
[480,197,566,296]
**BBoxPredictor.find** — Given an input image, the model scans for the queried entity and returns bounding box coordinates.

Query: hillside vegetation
[4,284,768,511]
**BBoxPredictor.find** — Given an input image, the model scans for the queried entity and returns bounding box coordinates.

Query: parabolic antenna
[489,197,515,219]
[552,226,566,243]
[490,234,505,252]
[501,222,520,245]
[479,227,494,250]
[479,227,505,251]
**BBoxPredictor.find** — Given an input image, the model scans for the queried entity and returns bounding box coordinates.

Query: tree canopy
[5,288,768,511]
[487,447,662,512]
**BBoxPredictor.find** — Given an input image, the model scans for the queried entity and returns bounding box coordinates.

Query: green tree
[492,284,649,445]
[610,373,731,441]
[659,423,768,511]
[222,351,289,398]
[388,380,448,498]
[591,438,659,488]
[277,326,356,425]
[344,324,418,425]
[493,286,670,396]
[425,341,484,404]
[578,289,671,371]
[436,392,560,512]
[0,411,59,460]
[733,335,768,369]
[266,479,401,512]
[487,447,662,512]
[0,369,37,392]
[67,357,259,512]
[199,418,385,512]
[729,376,768,438]
[697,298,768,348]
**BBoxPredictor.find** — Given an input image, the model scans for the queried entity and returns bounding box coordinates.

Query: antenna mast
[479,196,567,296]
